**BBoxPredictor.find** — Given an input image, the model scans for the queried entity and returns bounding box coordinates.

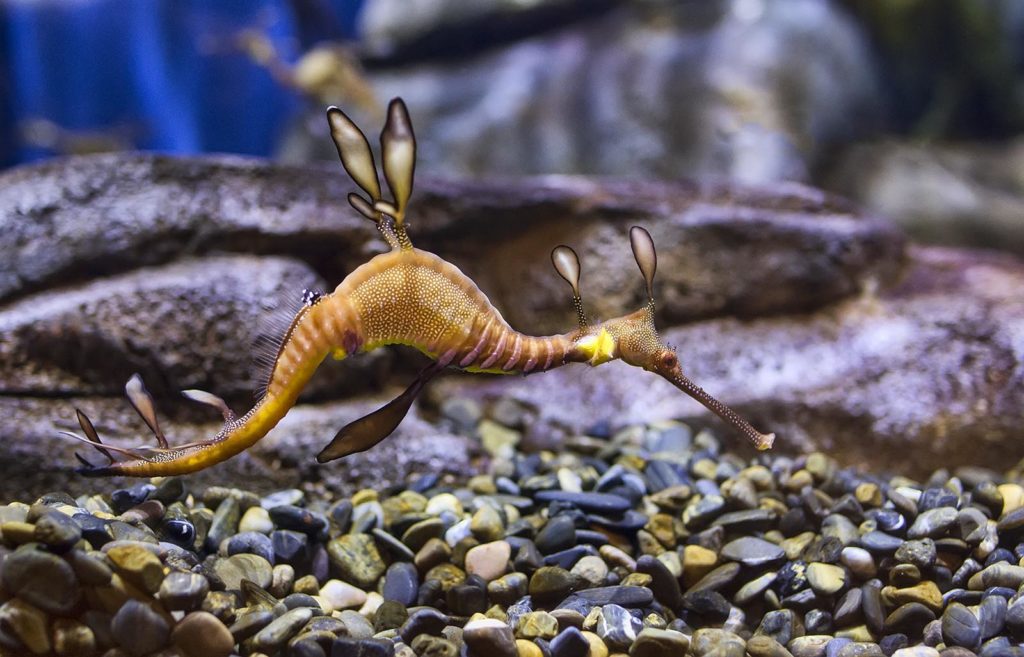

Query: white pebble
[557,468,583,493]
[445,517,473,547]
[359,591,384,618]
[238,507,273,534]
[319,579,367,610]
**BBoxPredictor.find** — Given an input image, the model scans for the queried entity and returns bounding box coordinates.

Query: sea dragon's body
[67,100,774,477]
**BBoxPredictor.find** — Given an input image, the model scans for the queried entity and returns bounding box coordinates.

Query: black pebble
[329,500,353,534]
[74,513,113,549]
[446,582,487,616]
[533,491,631,514]
[271,529,309,567]
[269,505,328,538]
[569,585,654,608]
[331,638,395,657]
[636,555,684,612]
[536,515,578,554]
[514,542,544,574]
[408,473,439,493]
[160,519,196,549]
[543,546,597,570]
[879,634,908,657]
[398,608,449,643]
[382,562,419,607]
[550,626,590,657]
[805,609,833,634]
[227,532,275,564]
[979,595,1007,641]
[110,483,154,514]
[682,590,731,623]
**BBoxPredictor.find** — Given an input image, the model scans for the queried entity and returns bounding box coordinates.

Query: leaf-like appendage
[327,106,382,201]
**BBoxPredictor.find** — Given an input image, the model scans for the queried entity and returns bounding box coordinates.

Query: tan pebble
[645,514,677,549]
[517,638,544,657]
[998,484,1024,516]
[621,573,653,588]
[785,469,814,491]
[582,631,610,657]
[478,420,521,457]
[292,574,320,595]
[834,624,874,642]
[516,611,559,640]
[746,634,793,657]
[656,551,682,578]
[0,599,50,654]
[312,595,334,614]
[171,611,234,657]
[0,521,37,545]
[469,475,498,495]
[599,545,636,571]
[269,563,295,598]
[782,532,816,561]
[415,537,453,573]
[106,544,165,594]
[855,483,883,507]
[238,506,273,534]
[426,493,463,516]
[426,562,467,592]
[52,618,96,657]
[470,505,504,542]
[637,530,664,556]
[351,489,378,505]
[682,545,717,587]
[359,591,384,617]
[465,540,512,582]
[691,458,717,480]
[881,581,943,612]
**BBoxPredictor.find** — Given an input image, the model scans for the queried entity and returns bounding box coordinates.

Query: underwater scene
[1,1,1024,656]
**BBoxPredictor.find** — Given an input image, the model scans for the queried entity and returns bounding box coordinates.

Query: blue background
[0,0,362,169]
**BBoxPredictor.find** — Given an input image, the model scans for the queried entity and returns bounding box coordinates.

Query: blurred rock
[838,0,1024,138]
[824,139,1024,255]
[357,0,598,59]
[298,0,881,183]
[0,154,902,334]
[0,154,372,304]
[430,246,1024,477]
[0,255,392,400]
[2,395,479,499]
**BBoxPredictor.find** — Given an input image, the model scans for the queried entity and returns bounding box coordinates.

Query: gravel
[1,402,1024,656]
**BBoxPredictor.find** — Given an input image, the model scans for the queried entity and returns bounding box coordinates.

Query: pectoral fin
[316,362,442,463]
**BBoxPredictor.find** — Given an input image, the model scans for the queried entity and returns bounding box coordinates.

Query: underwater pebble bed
[1,408,1024,657]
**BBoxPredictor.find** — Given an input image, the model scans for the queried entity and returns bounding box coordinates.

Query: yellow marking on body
[332,347,347,360]
[576,328,617,366]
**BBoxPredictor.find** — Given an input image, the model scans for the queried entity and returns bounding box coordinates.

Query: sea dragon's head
[554,226,775,451]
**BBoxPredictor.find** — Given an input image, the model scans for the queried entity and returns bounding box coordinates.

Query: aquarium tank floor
[0,415,1022,656]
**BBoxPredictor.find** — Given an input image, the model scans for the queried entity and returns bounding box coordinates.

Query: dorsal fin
[252,288,323,401]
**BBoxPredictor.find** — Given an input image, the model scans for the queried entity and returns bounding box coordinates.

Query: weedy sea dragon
[65,99,775,477]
